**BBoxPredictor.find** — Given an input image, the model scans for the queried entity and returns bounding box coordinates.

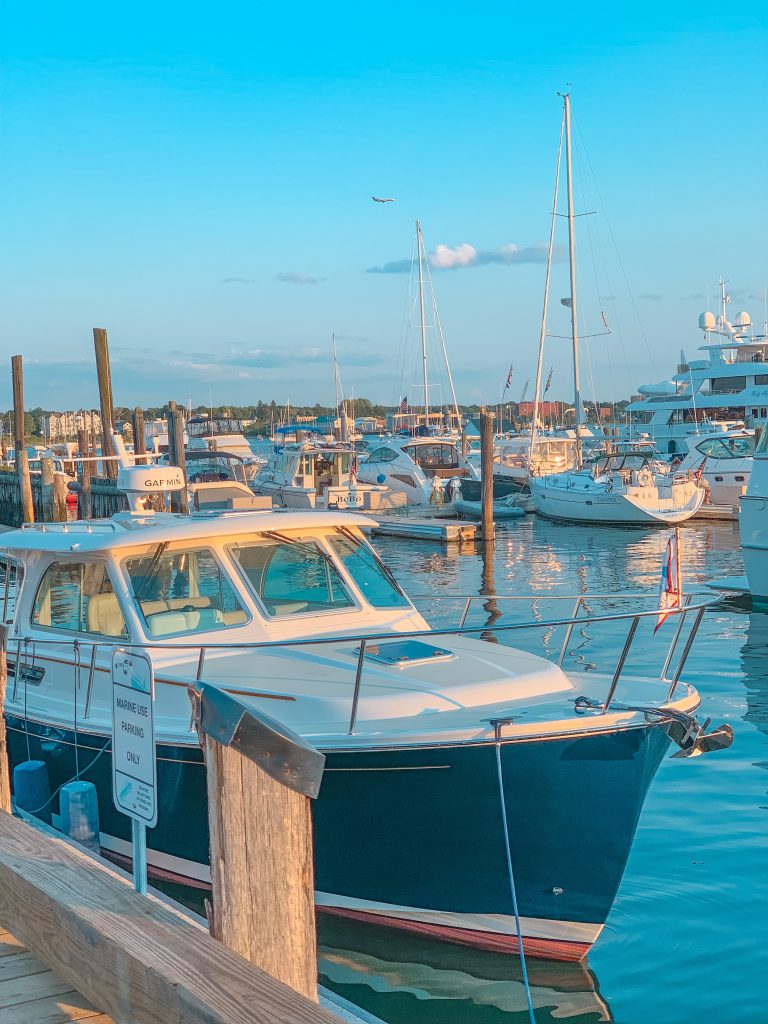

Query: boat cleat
[573,696,733,757]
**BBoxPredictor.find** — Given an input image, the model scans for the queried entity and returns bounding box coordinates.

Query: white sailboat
[529,95,704,526]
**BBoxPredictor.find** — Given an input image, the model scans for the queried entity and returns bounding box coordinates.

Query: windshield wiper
[335,526,407,597]
[134,541,169,602]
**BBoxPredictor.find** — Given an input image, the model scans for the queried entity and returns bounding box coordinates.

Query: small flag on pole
[399,395,408,413]
[654,529,682,633]
[543,366,553,394]
[505,363,514,389]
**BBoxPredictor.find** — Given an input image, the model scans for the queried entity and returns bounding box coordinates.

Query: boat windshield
[327,529,411,609]
[696,435,755,459]
[124,547,248,637]
[231,535,355,618]
[186,453,248,484]
[757,429,768,455]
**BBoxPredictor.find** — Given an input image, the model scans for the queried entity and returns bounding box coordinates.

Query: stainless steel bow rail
[3,593,714,739]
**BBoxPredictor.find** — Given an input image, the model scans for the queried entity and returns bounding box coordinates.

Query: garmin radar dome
[111,430,186,512]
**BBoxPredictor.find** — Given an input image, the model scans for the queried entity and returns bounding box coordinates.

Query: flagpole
[675,526,682,603]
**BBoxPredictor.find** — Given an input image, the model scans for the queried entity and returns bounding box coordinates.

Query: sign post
[111,649,157,895]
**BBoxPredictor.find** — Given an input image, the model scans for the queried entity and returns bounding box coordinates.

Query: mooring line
[494,732,536,1024]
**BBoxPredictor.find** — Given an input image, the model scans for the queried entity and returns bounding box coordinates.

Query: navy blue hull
[5,715,670,952]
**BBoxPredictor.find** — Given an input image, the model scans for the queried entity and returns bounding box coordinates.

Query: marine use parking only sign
[111,649,158,828]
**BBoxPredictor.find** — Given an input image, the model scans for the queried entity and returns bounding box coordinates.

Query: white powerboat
[252,441,405,510]
[672,428,754,518]
[356,435,478,506]
[0,467,731,961]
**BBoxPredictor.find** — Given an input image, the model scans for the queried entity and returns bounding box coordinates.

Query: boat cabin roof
[0,509,373,556]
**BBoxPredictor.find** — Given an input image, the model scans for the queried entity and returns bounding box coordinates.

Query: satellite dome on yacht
[637,381,678,397]
[699,311,716,332]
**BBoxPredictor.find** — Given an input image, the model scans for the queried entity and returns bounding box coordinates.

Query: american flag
[543,366,553,394]
[654,531,681,633]
[505,363,514,389]
[399,396,408,412]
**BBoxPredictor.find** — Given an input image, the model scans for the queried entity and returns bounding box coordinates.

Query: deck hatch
[359,639,455,666]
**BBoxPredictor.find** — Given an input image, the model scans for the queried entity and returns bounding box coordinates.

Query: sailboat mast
[564,93,582,467]
[416,220,429,432]
[529,105,565,465]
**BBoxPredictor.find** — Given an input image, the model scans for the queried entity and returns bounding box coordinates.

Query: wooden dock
[0,926,111,1024]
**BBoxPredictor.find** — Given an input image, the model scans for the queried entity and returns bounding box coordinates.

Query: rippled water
[318,517,768,1024]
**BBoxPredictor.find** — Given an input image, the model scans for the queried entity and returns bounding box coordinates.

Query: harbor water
[317,517,767,1024]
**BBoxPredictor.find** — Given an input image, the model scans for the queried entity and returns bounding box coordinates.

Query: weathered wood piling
[11,356,34,524]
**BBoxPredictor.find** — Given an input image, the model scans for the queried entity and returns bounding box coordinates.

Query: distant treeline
[2,397,633,441]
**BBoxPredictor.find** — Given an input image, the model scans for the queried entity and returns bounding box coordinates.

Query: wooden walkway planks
[0,928,111,1024]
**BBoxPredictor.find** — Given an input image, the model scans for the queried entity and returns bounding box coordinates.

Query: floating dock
[367,515,478,542]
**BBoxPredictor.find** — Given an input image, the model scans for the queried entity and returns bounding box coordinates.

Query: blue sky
[1,2,766,411]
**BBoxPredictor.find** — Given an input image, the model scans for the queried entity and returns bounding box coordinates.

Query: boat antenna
[530,103,565,465]
[416,220,429,432]
[563,92,583,468]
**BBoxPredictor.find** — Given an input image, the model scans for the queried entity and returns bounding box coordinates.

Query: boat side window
[231,536,355,617]
[0,556,24,625]
[32,561,128,638]
[757,428,768,455]
[328,530,411,609]
[124,547,248,637]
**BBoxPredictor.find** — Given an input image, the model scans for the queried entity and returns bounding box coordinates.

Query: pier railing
[3,592,711,737]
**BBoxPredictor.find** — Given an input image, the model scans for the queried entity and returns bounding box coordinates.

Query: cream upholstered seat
[87,592,127,638]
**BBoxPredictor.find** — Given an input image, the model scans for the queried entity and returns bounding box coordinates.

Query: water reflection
[318,916,612,1023]
[740,609,768,778]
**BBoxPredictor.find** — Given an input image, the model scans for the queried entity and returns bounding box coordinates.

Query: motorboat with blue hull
[0,508,731,962]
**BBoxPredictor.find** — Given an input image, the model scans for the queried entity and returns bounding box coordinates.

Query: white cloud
[430,243,477,269]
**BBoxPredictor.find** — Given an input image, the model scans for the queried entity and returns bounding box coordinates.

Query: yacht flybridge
[623,280,768,455]
[0,503,731,961]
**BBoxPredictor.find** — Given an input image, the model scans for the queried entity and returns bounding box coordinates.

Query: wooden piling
[78,429,92,520]
[480,408,495,541]
[11,356,34,524]
[40,457,55,522]
[190,684,324,1004]
[53,471,69,522]
[167,403,188,514]
[0,624,10,814]
[93,328,117,479]
[204,736,317,1000]
[132,407,147,465]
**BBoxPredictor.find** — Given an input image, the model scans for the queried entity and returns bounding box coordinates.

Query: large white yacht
[622,282,768,455]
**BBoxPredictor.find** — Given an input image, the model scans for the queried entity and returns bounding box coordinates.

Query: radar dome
[734,311,752,329]
[699,311,716,331]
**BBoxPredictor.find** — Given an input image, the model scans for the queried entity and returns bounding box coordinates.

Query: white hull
[740,487,768,600]
[531,479,703,525]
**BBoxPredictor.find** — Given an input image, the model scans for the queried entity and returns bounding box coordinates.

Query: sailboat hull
[530,479,703,525]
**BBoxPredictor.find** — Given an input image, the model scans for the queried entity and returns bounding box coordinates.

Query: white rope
[494,735,536,1024]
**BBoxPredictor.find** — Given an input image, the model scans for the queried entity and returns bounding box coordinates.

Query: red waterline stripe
[317,905,591,962]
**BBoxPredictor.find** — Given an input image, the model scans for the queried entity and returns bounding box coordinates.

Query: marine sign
[111,649,158,828]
